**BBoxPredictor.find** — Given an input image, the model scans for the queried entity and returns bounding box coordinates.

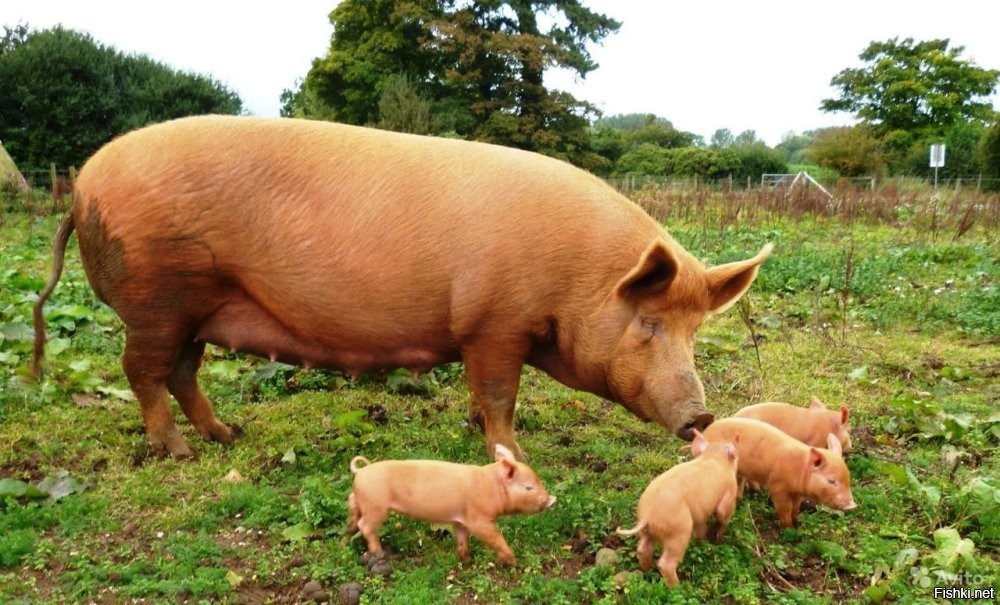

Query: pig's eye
[827,478,838,486]
[639,318,659,341]
[524,484,535,491]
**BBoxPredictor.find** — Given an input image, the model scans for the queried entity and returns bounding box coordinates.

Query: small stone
[338,582,363,605]
[301,580,327,603]
[595,547,619,569]
[614,570,640,588]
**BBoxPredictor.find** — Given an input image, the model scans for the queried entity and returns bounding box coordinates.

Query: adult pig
[31,115,772,459]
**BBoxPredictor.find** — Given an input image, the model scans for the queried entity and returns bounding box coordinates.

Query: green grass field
[1,187,998,603]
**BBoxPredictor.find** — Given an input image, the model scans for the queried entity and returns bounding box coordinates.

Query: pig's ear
[839,405,849,425]
[690,430,707,456]
[616,240,678,302]
[808,447,824,469]
[826,433,843,457]
[809,396,825,410]
[724,442,738,462]
[705,243,773,313]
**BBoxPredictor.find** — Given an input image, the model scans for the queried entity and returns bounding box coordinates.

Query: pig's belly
[194,295,457,375]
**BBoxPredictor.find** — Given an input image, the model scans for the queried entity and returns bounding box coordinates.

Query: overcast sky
[4,1,999,146]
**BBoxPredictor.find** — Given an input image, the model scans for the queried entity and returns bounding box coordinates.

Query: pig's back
[703,418,806,484]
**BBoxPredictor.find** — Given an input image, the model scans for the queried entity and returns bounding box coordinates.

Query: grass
[1,185,998,603]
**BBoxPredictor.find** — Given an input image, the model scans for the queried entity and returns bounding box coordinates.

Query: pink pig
[734,396,852,451]
[617,431,740,585]
[703,418,856,527]
[344,445,555,566]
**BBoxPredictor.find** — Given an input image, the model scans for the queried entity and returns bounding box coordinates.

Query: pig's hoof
[362,551,392,576]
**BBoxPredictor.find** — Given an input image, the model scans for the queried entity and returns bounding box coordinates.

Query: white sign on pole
[929,144,946,168]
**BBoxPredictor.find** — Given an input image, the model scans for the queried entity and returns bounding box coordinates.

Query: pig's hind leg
[355,502,389,555]
[122,327,196,458]
[344,492,360,538]
[166,339,236,446]
[709,489,738,543]
[656,527,691,587]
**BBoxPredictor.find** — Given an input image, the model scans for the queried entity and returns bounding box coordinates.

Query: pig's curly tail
[349,456,372,473]
[615,521,647,537]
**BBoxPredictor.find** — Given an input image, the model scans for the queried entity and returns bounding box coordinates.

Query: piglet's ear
[809,396,825,410]
[705,243,773,313]
[616,240,678,303]
[826,433,843,457]
[494,444,514,463]
[809,447,824,469]
[839,405,849,424]
[690,429,707,456]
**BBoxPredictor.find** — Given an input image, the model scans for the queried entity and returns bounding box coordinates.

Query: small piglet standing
[345,445,555,566]
[703,418,856,528]
[617,431,740,586]
[734,396,852,451]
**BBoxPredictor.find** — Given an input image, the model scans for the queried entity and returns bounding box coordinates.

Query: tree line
[2,6,999,186]
[0,24,240,174]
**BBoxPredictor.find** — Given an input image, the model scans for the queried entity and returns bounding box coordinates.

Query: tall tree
[0,25,241,172]
[290,0,620,169]
[981,121,1000,189]
[820,38,999,161]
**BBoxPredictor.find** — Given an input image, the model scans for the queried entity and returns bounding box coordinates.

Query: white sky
[4,1,999,147]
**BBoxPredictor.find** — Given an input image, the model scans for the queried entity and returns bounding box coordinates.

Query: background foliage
[0,24,242,173]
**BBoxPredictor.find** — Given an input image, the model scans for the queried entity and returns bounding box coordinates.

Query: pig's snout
[676,412,715,441]
[840,498,857,511]
[545,495,557,509]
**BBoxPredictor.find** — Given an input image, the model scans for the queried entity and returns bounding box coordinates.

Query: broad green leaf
[281,522,313,543]
[847,365,869,381]
[97,385,135,401]
[281,447,297,465]
[36,470,90,502]
[931,527,975,571]
[227,569,244,588]
[46,337,71,357]
[0,478,46,500]
[48,304,95,321]
[1,322,34,342]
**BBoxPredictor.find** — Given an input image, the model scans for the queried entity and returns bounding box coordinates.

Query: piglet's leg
[466,519,516,566]
[356,505,388,555]
[656,540,685,586]
[454,523,471,560]
[710,490,738,543]
[636,532,654,571]
[771,489,802,528]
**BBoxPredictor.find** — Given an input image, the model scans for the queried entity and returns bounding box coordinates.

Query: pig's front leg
[466,519,517,565]
[771,489,802,528]
[463,347,527,460]
[454,523,471,560]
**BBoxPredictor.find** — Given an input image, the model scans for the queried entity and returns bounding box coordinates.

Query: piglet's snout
[545,495,557,509]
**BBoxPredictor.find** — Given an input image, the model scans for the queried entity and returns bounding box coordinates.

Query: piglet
[703,417,856,528]
[734,396,852,451]
[617,431,740,586]
[344,445,555,566]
